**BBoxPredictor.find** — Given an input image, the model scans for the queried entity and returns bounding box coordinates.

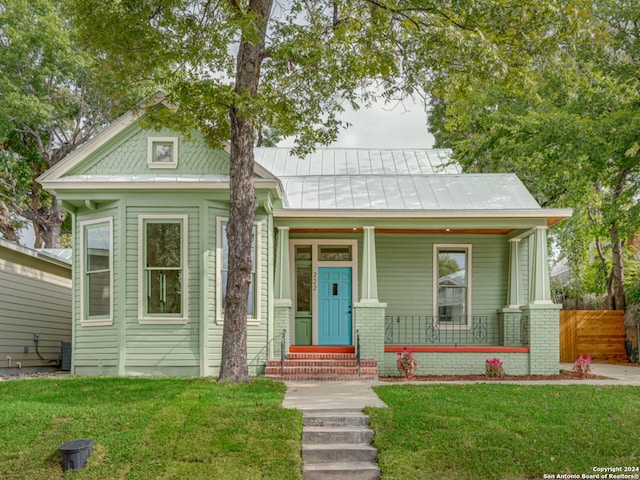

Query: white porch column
[273,226,291,359]
[529,226,552,304]
[360,225,379,302]
[274,226,291,300]
[507,238,521,308]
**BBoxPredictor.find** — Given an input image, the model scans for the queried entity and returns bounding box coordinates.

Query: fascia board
[40,179,284,193]
[273,208,573,221]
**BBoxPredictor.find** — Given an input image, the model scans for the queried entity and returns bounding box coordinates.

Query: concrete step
[303,411,370,427]
[303,462,380,480]
[302,443,377,463]
[302,426,373,444]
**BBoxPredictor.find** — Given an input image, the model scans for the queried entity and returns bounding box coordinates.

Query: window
[80,218,112,325]
[139,215,187,323]
[434,245,471,327]
[147,137,178,168]
[216,218,261,324]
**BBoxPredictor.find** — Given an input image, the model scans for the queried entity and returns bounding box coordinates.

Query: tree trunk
[610,226,626,311]
[0,201,18,242]
[218,0,273,383]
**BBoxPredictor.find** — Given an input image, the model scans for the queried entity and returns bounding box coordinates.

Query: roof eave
[273,208,573,226]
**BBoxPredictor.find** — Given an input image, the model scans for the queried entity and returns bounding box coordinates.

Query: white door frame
[289,239,358,345]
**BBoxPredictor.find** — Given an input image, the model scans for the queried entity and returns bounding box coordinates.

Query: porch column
[354,226,385,371]
[499,238,522,346]
[525,226,561,375]
[507,238,521,308]
[360,226,379,302]
[529,226,552,304]
[273,226,291,360]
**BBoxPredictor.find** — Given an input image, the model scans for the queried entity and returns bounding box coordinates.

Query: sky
[280,96,436,149]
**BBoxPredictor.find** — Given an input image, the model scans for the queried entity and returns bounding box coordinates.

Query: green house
[38,98,572,378]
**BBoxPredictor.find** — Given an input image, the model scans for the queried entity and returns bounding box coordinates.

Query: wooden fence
[559,310,627,363]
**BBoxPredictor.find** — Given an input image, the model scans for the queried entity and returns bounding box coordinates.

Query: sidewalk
[282,364,640,410]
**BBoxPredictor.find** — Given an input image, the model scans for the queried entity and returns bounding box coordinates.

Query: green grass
[368,384,640,480]
[0,377,302,479]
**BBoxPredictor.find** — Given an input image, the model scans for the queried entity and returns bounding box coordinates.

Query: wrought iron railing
[280,329,287,376]
[355,329,361,376]
[248,336,274,376]
[384,315,529,347]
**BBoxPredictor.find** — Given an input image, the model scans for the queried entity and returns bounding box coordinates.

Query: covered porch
[271,219,564,376]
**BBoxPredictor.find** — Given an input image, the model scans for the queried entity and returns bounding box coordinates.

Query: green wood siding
[71,126,230,176]
[124,205,200,375]
[73,208,119,375]
[376,233,509,316]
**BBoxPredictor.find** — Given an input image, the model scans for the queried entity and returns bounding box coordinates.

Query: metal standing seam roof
[254,148,542,211]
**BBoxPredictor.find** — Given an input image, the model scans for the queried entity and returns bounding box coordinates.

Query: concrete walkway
[283,381,387,410]
[282,364,640,410]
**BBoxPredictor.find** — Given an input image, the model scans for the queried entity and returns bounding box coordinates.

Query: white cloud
[280,96,435,149]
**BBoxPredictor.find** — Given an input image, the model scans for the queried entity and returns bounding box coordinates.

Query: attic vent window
[147,137,178,169]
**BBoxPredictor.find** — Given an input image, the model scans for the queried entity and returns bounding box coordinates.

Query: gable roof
[37,95,571,225]
[254,148,571,224]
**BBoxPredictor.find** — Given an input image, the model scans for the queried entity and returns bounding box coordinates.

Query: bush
[485,358,505,377]
[572,354,592,378]
[396,347,418,378]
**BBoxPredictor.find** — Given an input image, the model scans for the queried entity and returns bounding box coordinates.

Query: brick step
[286,352,358,360]
[265,365,378,376]
[265,373,378,381]
[266,359,377,367]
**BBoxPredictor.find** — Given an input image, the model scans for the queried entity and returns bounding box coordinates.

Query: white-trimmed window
[433,244,471,328]
[147,137,178,169]
[80,217,113,326]
[138,215,188,324]
[216,217,261,325]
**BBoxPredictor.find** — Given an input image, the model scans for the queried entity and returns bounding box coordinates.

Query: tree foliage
[429,0,640,310]
[67,0,591,381]
[0,0,141,247]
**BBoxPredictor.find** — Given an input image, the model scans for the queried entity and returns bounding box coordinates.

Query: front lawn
[368,384,640,480]
[0,377,302,479]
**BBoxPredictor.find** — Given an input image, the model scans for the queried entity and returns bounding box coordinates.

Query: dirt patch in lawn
[378,371,610,382]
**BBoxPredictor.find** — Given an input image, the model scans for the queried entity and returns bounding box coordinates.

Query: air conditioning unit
[61,342,72,371]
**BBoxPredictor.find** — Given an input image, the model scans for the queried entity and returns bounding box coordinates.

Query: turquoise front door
[318,267,352,345]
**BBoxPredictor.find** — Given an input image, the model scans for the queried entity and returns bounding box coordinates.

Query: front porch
[271,223,562,377]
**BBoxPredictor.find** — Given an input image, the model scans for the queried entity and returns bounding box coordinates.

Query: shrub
[397,347,418,378]
[572,354,592,378]
[485,358,505,377]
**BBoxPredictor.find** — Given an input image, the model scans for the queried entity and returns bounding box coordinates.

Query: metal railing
[355,329,361,376]
[280,329,287,376]
[248,337,273,376]
[384,315,529,347]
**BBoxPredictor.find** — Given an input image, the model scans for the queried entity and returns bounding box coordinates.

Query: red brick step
[264,351,378,381]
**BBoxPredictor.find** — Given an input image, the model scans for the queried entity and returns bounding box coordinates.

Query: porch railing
[355,329,361,376]
[384,315,529,347]
[280,329,287,376]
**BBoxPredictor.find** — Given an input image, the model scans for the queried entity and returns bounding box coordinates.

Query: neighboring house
[38,95,572,377]
[0,238,72,371]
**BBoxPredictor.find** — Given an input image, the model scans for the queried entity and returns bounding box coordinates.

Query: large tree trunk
[609,227,625,311]
[218,0,273,383]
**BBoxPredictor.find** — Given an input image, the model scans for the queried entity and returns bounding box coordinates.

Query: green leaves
[428,0,640,305]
